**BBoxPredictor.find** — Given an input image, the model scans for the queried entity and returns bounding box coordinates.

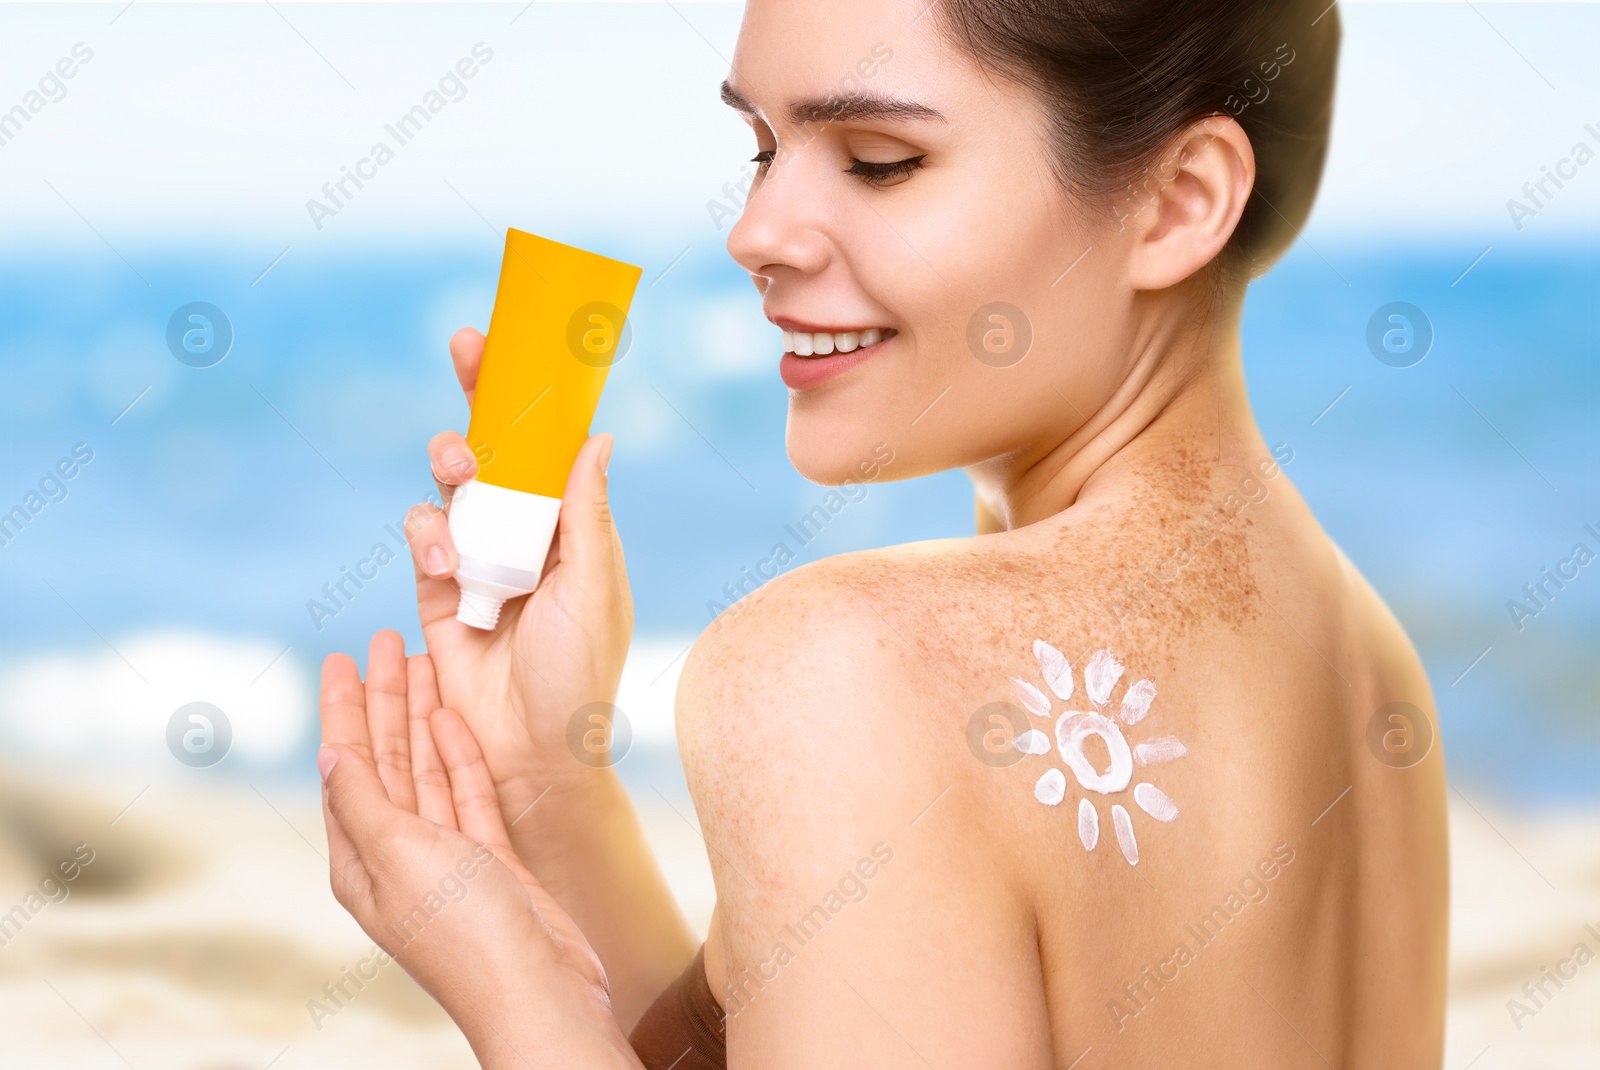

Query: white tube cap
[457,589,504,629]
[447,479,563,631]
[454,576,520,630]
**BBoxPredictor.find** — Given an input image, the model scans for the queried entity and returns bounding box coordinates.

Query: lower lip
[778,334,894,390]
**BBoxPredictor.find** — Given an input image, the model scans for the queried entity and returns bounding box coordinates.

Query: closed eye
[846,155,926,188]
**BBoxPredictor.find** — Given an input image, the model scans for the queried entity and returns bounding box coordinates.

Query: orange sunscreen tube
[448,229,642,629]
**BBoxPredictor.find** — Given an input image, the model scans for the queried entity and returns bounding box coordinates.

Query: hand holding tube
[404,325,632,795]
[389,232,694,1027]
[406,228,642,790]
[400,326,697,1029]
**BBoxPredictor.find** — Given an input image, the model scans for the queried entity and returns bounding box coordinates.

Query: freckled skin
[678,425,1446,1068]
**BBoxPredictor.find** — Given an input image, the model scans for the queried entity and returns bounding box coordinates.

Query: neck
[968,288,1263,532]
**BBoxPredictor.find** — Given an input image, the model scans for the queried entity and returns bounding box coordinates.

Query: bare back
[680,433,1447,1068]
[987,440,1448,1065]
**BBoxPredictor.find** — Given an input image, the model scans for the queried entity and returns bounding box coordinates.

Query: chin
[784,411,900,487]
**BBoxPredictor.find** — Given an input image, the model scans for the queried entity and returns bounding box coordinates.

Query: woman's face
[725,0,1141,485]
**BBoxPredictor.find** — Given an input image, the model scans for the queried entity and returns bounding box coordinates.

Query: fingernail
[317,745,338,782]
[598,434,614,475]
[442,446,476,480]
[425,546,450,576]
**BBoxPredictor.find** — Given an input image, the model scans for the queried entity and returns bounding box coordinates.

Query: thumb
[320,743,406,853]
[554,433,620,583]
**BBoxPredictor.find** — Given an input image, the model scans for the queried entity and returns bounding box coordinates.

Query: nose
[726,155,833,283]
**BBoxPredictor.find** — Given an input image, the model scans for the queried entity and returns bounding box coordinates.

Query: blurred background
[0,1,1595,1066]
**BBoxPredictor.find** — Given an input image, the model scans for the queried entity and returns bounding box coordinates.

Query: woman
[317,0,1448,1065]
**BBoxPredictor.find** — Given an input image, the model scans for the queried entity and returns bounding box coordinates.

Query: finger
[551,433,623,596]
[365,631,417,813]
[321,775,370,912]
[423,719,607,989]
[405,501,457,584]
[429,707,516,852]
[320,741,410,851]
[405,502,473,630]
[429,429,478,508]
[449,327,485,403]
[320,653,370,754]
[423,715,596,977]
[407,654,457,828]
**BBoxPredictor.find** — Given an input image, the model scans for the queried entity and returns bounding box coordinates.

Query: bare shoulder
[675,543,1061,1064]
[675,506,1230,864]
[673,451,1393,872]
[676,532,1080,778]
[676,542,983,834]
[671,528,1162,896]
[673,536,1078,912]
[674,450,1435,897]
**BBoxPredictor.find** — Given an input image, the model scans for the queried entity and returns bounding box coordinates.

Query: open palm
[318,637,637,1063]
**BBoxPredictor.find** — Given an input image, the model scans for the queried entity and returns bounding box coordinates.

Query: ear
[1123,116,1255,291]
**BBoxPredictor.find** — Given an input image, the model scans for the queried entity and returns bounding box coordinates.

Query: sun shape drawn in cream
[1009,642,1187,866]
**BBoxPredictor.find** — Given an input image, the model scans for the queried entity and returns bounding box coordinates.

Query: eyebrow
[720,79,944,126]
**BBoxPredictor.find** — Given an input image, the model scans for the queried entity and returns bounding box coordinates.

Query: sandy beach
[0,757,1592,1068]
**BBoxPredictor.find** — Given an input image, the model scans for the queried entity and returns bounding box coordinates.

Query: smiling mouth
[781,328,898,356]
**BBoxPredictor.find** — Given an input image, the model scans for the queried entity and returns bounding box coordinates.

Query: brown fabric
[629,944,727,1070]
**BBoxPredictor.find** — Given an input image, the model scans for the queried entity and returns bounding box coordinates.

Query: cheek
[785,152,1129,475]
[892,181,1095,374]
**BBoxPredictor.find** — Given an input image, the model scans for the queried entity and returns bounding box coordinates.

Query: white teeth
[780,327,892,355]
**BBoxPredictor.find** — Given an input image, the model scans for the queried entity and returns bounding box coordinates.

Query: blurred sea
[0,233,1595,804]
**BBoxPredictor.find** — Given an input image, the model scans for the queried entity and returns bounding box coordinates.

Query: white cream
[1120,678,1157,724]
[1078,797,1099,851]
[1134,736,1187,764]
[1013,729,1050,755]
[1033,639,1074,700]
[1134,782,1179,822]
[1010,677,1051,718]
[1018,640,1187,868]
[1083,648,1125,707]
[1112,804,1139,865]
[1055,710,1133,794]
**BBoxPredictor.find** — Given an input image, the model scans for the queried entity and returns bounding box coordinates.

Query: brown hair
[934,0,1340,280]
